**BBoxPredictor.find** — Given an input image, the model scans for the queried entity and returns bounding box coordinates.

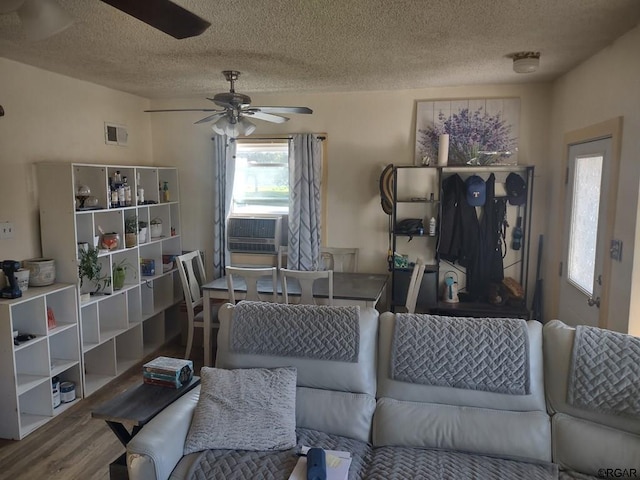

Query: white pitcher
[442,271,459,303]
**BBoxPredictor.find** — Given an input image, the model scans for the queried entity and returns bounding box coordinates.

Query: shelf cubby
[116,324,143,375]
[83,338,117,396]
[143,313,166,356]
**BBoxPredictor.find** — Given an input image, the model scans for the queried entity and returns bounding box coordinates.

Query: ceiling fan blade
[245,111,289,124]
[195,113,227,124]
[253,106,313,115]
[144,108,222,113]
[99,0,211,39]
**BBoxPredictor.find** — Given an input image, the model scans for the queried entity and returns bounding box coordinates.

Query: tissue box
[142,356,193,388]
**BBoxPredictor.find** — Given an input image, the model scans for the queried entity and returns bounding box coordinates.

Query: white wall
[0,58,152,263]
[149,84,552,290]
[548,25,640,334]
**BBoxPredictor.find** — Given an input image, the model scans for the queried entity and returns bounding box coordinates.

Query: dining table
[201,271,388,366]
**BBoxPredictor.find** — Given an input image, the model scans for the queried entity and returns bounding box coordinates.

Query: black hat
[506,173,527,205]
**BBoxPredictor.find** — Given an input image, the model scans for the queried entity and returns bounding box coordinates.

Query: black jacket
[437,174,478,267]
[438,174,504,300]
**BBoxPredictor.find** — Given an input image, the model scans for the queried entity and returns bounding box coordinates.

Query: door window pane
[567,155,603,295]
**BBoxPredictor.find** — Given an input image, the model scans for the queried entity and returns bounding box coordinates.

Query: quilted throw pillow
[184,366,297,454]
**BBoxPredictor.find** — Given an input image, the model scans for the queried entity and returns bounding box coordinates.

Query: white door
[558,138,612,327]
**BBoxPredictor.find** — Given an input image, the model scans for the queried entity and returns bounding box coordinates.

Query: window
[231,140,289,214]
[567,153,603,296]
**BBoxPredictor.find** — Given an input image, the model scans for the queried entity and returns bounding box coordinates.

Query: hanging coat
[437,174,478,266]
[466,174,505,300]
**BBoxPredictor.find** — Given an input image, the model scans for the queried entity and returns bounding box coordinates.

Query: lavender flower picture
[415,98,520,166]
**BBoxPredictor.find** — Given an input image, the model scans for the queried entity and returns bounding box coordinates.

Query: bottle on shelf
[162,181,170,202]
[135,172,141,205]
[111,170,122,208]
[123,176,132,207]
[429,216,436,236]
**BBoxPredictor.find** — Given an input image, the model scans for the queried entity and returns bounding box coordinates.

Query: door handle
[587,296,601,308]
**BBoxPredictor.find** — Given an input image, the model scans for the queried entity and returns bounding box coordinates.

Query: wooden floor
[0,339,205,480]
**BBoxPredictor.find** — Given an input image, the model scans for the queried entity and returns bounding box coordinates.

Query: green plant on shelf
[125,215,138,234]
[78,247,111,293]
[112,258,136,290]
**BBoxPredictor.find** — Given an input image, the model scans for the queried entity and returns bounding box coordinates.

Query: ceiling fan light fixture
[238,117,256,136]
[211,115,256,138]
[512,51,540,74]
[18,0,73,41]
[211,116,230,136]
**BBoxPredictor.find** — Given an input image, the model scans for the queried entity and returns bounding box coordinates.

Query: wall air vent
[227,215,287,253]
[104,122,128,146]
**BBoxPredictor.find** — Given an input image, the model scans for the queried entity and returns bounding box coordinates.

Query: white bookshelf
[0,284,81,440]
[36,163,183,398]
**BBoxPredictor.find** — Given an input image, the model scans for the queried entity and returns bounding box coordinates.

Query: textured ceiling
[1,0,640,99]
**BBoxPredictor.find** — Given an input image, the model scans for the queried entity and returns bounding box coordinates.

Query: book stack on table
[143,356,194,388]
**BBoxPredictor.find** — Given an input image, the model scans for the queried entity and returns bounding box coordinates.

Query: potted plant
[138,220,148,244]
[78,247,111,300]
[112,258,136,291]
[150,217,163,238]
[124,215,138,248]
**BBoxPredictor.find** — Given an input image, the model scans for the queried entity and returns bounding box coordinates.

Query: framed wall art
[415,98,520,166]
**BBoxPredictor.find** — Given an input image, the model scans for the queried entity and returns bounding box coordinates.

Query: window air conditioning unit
[227,215,287,253]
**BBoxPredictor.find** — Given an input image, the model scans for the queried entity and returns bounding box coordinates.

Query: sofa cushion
[182,428,372,480]
[183,367,297,454]
[230,301,360,362]
[373,397,552,462]
[216,303,379,396]
[377,313,547,412]
[391,314,530,394]
[295,387,376,442]
[216,302,378,442]
[552,413,640,477]
[544,320,640,434]
[365,446,557,480]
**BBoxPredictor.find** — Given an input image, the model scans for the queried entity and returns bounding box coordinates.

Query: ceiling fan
[0,0,210,41]
[145,70,314,137]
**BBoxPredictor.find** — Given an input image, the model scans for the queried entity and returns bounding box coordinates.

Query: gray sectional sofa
[126,302,640,480]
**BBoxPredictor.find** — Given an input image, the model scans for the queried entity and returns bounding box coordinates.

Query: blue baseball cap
[466,175,486,206]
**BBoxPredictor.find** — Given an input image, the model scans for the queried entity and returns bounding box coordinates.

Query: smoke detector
[512,52,540,74]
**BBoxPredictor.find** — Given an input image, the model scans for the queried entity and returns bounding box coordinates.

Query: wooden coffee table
[92,376,200,479]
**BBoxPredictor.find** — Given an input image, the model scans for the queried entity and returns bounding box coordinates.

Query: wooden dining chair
[404,258,426,314]
[320,247,359,272]
[281,268,333,305]
[225,266,278,303]
[176,250,220,360]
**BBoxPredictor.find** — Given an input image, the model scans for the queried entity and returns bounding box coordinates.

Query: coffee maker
[1,260,22,299]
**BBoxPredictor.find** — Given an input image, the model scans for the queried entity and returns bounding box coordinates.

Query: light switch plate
[0,222,14,239]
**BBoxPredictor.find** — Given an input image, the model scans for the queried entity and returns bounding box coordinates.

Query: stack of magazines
[143,356,194,388]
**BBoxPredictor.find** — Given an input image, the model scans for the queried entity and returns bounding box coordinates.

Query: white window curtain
[287,133,323,270]
[212,135,236,279]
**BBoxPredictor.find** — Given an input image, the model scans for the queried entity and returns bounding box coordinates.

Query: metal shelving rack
[388,164,534,317]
